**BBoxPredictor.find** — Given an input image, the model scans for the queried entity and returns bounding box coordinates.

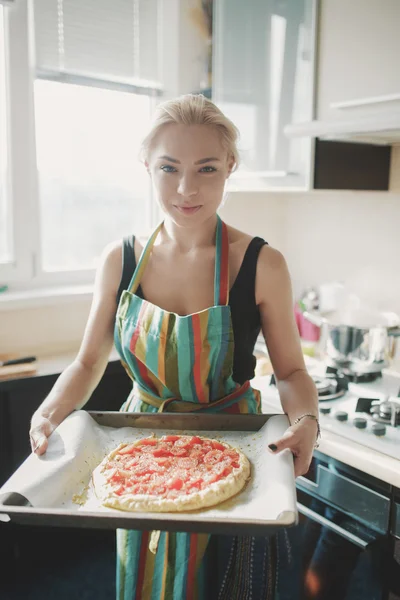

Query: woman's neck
[160,214,219,252]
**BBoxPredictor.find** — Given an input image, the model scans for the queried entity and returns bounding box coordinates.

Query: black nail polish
[268,443,277,451]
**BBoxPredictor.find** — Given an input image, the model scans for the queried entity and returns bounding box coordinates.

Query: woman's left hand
[267,417,318,477]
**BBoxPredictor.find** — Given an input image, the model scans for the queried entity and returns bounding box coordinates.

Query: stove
[258,361,400,461]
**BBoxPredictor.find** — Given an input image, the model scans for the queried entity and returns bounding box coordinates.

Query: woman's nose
[177,174,198,198]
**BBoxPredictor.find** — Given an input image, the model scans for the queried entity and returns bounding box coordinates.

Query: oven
[389,490,400,600]
[257,355,400,599]
[292,451,393,600]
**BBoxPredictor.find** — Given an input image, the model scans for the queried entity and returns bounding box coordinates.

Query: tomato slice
[187,478,203,490]
[139,438,158,446]
[153,448,174,458]
[221,465,233,477]
[203,450,224,464]
[170,447,189,456]
[190,436,202,445]
[174,440,191,450]
[224,449,240,460]
[153,456,171,467]
[107,471,124,484]
[161,435,181,443]
[211,441,226,451]
[167,477,184,490]
[124,457,140,468]
[205,473,219,484]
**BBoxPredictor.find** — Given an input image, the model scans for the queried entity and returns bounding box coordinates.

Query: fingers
[268,429,295,453]
[293,459,310,478]
[29,416,53,455]
[30,434,49,455]
[268,430,312,477]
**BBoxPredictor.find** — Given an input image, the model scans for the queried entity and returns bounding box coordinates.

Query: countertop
[0,348,122,389]
[253,375,400,489]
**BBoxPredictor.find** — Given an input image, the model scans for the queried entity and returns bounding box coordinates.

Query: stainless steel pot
[303,308,400,374]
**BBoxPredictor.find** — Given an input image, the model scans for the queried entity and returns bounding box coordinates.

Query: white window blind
[33,0,162,92]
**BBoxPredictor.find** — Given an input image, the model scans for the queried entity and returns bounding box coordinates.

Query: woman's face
[146,123,234,225]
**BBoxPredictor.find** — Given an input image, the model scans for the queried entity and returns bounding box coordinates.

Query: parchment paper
[0,411,297,525]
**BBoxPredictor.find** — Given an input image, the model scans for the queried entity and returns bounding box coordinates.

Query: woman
[30,94,319,599]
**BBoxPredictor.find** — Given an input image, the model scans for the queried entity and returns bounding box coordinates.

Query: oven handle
[297,502,377,549]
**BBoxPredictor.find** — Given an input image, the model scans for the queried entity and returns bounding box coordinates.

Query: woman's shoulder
[101,238,124,266]
[226,224,265,251]
[94,239,125,296]
[255,243,291,306]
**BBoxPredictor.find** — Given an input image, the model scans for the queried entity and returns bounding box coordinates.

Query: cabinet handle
[230,170,299,179]
[297,502,379,549]
[330,93,400,110]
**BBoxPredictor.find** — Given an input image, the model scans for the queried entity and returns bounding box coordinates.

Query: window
[0,5,11,266]
[0,0,167,288]
[35,81,152,272]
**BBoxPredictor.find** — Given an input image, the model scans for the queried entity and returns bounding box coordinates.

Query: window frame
[1,0,180,290]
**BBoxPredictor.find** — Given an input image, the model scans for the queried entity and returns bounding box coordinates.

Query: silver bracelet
[292,413,321,448]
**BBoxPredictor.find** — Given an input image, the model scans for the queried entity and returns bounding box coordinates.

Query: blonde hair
[140,94,240,170]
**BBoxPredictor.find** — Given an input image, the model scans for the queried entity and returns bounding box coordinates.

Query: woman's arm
[256,246,319,476]
[30,241,123,454]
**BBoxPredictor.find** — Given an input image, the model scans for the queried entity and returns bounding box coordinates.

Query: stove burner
[313,373,348,402]
[326,365,382,384]
[356,397,400,427]
[373,400,400,427]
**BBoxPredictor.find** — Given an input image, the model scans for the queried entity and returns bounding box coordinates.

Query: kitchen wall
[222,188,400,366]
[221,189,400,315]
[1,189,400,358]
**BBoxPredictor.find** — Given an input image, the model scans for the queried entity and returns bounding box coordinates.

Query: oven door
[292,453,391,600]
[297,453,390,548]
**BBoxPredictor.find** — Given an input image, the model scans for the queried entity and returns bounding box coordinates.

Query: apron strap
[214,216,230,306]
[128,222,163,294]
[128,216,230,305]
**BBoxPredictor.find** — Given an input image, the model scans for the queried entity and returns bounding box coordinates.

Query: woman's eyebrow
[195,157,221,164]
[158,155,180,163]
[157,156,221,164]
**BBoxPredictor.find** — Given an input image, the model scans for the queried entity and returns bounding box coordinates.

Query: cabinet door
[317,0,400,123]
[212,0,316,190]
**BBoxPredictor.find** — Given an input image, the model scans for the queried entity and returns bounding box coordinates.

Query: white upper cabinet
[212,0,317,190]
[317,0,400,122]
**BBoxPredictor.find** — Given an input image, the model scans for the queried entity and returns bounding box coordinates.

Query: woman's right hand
[29,414,56,455]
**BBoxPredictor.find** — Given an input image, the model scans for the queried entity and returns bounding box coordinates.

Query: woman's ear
[226,155,235,177]
[144,160,150,175]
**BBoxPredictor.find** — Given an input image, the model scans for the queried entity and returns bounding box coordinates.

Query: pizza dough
[92,434,251,512]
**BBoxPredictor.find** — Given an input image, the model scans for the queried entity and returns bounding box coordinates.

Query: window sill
[0,284,94,311]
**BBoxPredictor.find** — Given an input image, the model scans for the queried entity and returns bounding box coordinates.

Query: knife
[0,356,37,367]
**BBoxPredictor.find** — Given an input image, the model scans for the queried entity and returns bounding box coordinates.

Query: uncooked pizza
[92,434,251,512]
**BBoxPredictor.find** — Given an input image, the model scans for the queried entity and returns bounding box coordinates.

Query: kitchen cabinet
[212,0,317,190]
[317,0,400,123]
[212,0,394,192]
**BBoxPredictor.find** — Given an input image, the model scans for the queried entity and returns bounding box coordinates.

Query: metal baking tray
[0,411,297,536]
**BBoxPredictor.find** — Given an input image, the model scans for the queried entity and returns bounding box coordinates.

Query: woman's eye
[200,166,217,173]
[160,165,177,173]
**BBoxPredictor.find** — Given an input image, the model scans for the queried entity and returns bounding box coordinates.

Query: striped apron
[114,216,277,600]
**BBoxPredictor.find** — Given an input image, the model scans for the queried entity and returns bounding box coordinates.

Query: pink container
[294,304,320,342]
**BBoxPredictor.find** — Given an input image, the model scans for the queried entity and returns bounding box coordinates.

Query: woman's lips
[174,205,202,215]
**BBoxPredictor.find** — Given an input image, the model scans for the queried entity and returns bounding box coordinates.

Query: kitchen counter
[0,348,122,390]
[253,375,400,488]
